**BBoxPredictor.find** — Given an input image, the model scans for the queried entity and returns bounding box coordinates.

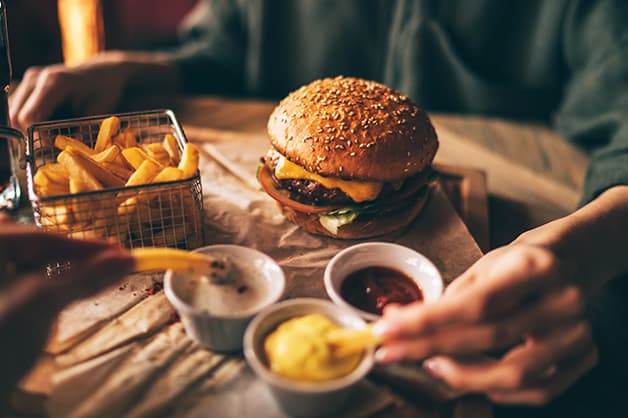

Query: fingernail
[374,347,403,364]
[423,358,443,378]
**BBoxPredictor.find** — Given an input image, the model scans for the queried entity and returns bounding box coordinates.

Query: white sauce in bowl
[174,255,270,316]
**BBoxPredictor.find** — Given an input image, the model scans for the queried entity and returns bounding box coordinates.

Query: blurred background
[5,0,198,77]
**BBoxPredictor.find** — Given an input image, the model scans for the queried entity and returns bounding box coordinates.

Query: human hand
[373,243,597,405]
[9,52,133,131]
[0,220,134,401]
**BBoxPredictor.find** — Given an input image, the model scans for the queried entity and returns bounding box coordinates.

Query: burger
[258,76,438,239]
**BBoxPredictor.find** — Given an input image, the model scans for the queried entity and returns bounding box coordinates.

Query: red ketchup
[340,266,423,315]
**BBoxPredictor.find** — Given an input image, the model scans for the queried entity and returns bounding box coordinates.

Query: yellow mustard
[264,313,363,382]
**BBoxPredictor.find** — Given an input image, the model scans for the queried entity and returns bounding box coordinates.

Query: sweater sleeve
[555,0,628,205]
[170,0,247,95]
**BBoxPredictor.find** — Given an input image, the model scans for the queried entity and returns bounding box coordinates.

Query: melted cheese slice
[274,156,383,202]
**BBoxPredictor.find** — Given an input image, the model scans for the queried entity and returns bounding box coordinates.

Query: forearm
[515,185,628,290]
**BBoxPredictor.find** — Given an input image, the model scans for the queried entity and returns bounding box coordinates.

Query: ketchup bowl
[324,242,443,321]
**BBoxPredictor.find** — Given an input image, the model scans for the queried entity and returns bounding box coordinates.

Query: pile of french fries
[33,116,203,248]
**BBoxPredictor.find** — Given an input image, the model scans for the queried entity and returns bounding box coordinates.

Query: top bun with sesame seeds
[258,76,439,239]
[266,76,438,181]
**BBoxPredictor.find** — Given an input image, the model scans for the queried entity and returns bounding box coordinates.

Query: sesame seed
[334,144,345,150]
[339,165,344,172]
[349,152,356,156]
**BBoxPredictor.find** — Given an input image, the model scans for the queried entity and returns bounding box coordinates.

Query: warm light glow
[58,0,104,66]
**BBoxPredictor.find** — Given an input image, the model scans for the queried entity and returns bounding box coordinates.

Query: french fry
[131,247,224,274]
[34,181,70,197]
[67,227,108,240]
[94,116,121,152]
[54,135,97,156]
[58,149,104,191]
[33,165,70,197]
[68,177,95,222]
[113,127,137,148]
[37,163,70,184]
[62,147,125,189]
[152,167,183,183]
[162,134,180,165]
[39,204,81,232]
[122,146,162,170]
[145,143,171,166]
[178,143,199,179]
[101,161,134,182]
[125,159,162,187]
[149,224,190,247]
[92,144,122,164]
[326,324,380,358]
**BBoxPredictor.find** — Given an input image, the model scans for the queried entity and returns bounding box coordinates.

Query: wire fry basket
[26,109,204,250]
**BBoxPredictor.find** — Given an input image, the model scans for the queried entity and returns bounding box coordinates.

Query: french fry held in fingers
[325,324,381,358]
[132,248,231,279]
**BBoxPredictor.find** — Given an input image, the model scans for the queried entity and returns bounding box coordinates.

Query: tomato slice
[257,165,340,214]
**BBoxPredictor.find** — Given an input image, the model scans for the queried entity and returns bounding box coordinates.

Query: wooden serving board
[434,163,489,252]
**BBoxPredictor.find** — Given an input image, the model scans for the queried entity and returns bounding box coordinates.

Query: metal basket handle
[0,126,25,169]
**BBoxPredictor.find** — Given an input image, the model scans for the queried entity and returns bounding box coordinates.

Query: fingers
[375,284,587,362]
[375,245,565,338]
[17,67,74,129]
[10,64,74,130]
[46,246,135,308]
[9,66,42,129]
[486,347,598,405]
[424,321,595,400]
[0,223,123,271]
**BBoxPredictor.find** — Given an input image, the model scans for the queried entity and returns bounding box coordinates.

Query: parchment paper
[44,131,483,418]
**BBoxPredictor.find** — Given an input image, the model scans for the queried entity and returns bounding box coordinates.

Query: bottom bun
[281,186,433,239]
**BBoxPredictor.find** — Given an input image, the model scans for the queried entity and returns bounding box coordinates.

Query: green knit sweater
[172,0,628,205]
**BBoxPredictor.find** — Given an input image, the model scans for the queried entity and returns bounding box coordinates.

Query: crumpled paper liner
[43,135,482,418]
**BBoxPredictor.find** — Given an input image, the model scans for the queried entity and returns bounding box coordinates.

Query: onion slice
[257,165,340,214]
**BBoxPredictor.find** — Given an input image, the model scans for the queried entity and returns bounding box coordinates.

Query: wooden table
[13,96,591,418]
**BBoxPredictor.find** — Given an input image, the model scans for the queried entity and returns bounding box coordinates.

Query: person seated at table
[0,215,134,414]
[7,0,628,416]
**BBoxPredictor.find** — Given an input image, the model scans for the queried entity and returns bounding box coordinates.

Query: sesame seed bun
[267,76,438,181]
